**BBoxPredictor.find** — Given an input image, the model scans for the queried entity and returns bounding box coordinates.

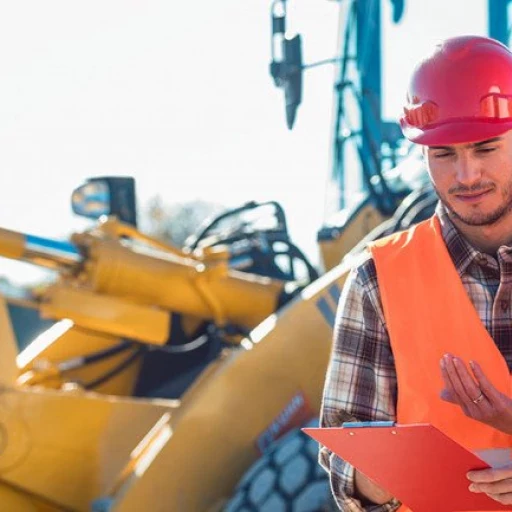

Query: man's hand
[354,470,394,505]
[468,465,512,505]
[439,354,512,435]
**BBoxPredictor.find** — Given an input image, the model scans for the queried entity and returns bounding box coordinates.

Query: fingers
[354,470,394,504]
[440,355,460,402]
[486,493,512,505]
[452,357,482,403]
[468,466,512,483]
[470,480,512,494]
[470,486,512,505]
[468,467,512,504]
[439,355,512,433]
[440,354,482,407]
[469,361,502,403]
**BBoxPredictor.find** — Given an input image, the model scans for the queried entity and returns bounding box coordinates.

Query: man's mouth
[454,189,493,203]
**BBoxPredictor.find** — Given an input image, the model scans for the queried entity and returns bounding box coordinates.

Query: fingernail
[469,484,476,492]
[470,360,476,369]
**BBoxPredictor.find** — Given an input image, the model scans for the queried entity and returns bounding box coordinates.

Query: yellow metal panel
[101,262,352,512]
[0,386,178,511]
[0,484,39,511]
[0,296,19,386]
[40,286,170,345]
[0,483,65,512]
[320,203,386,271]
[0,227,25,260]
[17,324,141,396]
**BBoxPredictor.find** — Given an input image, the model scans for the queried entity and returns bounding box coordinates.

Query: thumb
[440,388,457,403]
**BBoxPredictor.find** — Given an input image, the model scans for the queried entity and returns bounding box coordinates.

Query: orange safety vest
[369,215,512,512]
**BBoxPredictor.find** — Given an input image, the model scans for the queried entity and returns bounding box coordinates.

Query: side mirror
[270,0,303,129]
[389,0,405,23]
[71,176,137,226]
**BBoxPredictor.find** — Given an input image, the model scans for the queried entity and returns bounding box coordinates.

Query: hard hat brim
[405,120,512,146]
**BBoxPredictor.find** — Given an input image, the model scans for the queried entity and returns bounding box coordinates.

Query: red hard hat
[400,35,512,145]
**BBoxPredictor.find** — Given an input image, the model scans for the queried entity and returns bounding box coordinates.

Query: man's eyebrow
[428,136,504,151]
[428,145,453,151]
[471,136,503,148]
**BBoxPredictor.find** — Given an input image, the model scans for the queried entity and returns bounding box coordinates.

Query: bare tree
[143,195,225,248]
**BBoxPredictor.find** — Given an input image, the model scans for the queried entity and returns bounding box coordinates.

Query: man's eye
[477,147,496,153]
[434,152,453,159]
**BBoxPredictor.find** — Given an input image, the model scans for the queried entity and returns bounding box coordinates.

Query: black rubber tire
[224,419,337,512]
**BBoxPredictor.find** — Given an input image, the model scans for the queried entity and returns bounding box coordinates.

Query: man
[319,35,512,511]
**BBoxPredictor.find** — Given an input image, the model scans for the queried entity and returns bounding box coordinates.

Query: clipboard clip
[342,421,395,428]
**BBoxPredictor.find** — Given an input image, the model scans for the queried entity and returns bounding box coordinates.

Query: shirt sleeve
[318,263,401,511]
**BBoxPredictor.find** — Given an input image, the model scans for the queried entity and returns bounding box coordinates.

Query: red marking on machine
[255,391,314,455]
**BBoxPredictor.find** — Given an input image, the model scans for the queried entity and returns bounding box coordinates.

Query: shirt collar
[435,202,485,277]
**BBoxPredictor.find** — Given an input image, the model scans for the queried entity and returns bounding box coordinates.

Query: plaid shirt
[319,203,512,511]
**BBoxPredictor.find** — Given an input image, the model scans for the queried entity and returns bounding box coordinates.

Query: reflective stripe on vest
[369,215,512,512]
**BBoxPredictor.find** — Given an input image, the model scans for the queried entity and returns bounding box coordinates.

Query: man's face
[425,130,512,227]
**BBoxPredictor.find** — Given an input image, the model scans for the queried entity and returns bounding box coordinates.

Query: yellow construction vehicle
[0,173,345,511]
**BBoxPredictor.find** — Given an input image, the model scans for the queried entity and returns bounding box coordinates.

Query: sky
[0,0,490,284]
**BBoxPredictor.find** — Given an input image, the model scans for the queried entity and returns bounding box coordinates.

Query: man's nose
[455,155,482,186]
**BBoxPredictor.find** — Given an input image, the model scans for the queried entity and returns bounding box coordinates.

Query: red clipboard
[304,423,510,512]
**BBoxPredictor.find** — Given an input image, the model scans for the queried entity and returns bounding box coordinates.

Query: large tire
[224,419,337,512]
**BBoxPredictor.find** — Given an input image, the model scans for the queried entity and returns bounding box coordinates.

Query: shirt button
[501,300,510,312]
[476,254,488,266]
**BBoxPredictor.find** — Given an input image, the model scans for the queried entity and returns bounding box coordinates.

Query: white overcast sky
[0,0,488,283]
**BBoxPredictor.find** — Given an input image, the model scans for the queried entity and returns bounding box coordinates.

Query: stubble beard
[435,181,512,227]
